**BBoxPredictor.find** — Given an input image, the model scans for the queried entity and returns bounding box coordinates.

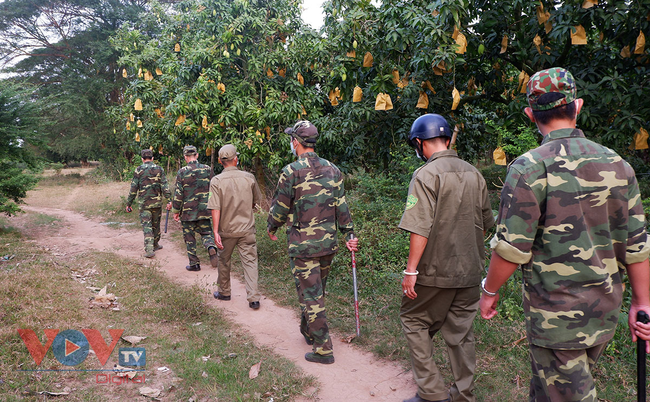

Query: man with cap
[208,144,263,309]
[479,67,650,400]
[172,145,218,271]
[126,149,173,258]
[399,114,494,402]
[267,120,359,364]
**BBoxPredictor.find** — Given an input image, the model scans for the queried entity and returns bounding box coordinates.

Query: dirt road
[22,204,416,402]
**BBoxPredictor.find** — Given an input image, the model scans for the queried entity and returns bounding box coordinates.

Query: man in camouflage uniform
[479,67,650,401]
[208,144,263,309]
[400,114,494,402]
[172,145,218,271]
[267,120,359,365]
[126,149,172,258]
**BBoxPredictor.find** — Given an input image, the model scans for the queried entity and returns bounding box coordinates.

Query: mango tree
[111,0,334,190]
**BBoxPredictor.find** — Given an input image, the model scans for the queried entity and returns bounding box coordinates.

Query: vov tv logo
[18,329,146,368]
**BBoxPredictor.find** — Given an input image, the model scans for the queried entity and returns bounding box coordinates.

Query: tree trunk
[253,155,269,209]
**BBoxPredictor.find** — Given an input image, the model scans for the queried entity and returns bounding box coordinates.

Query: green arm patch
[405,194,418,210]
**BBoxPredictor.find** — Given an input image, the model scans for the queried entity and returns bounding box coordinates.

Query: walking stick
[164,209,170,233]
[350,235,360,337]
[638,310,650,402]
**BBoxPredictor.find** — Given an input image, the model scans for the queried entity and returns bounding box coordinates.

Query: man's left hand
[479,293,500,319]
[267,229,278,241]
[166,202,172,211]
[173,213,180,222]
[629,304,650,353]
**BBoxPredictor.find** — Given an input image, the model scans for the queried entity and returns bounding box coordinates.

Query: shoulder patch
[405,194,418,210]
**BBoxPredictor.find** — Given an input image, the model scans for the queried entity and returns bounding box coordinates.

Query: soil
[17,198,416,401]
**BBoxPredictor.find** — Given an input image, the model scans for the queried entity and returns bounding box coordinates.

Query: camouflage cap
[218,144,238,161]
[183,145,198,155]
[527,67,577,111]
[141,149,153,159]
[284,120,319,147]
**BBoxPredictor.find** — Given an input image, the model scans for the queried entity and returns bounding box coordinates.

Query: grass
[0,213,314,401]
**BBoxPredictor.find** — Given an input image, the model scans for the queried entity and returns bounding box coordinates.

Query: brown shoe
[208,246,218,268]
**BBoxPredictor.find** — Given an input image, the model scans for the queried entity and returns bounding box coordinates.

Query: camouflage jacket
[126,161,171,210]
[172,160,214,221]
[267,152,354,258]
[492,128,650,349]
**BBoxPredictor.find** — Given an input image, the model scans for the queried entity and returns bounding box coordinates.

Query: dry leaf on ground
[139,387,161,398]
[249,361,262,379]
[114,364,137,379]
[342,334,357,343]
[122,335,146,346]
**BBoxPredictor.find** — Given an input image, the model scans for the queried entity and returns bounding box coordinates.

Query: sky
[301,0,326,29]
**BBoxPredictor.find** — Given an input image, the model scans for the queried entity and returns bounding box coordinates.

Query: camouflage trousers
[528,342,607,402]
[139,207,162,253]
[290,254,335,356]
[181,219,216,266]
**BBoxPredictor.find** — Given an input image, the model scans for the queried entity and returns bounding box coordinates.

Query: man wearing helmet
[267,120,359,365]
[480,67,650,400]
[399,114,494,402]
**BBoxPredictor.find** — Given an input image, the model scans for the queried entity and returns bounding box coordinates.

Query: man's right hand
[214,232,224,249]
[267,229,278,241]
[125,206,132,213]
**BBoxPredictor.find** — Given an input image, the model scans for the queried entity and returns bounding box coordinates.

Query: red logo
[18,329,124,366]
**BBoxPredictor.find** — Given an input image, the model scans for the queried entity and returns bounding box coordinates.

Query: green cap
[183,145,198,155]
[284,120,319,147]
[527,67,577,111]
[141,149,153,159]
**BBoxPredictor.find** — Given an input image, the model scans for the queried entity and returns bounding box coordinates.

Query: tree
[318,0,650,168]
[0,0,150,173]
[0,81,42,215]
[111,0,333,189]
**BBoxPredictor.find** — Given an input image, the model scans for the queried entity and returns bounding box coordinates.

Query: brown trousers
[400,285,479,402]
[216,232,260,302]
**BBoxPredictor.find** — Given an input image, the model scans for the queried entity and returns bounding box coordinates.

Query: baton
[164,209,169,233]
[350,235,360,337]
[638,310,650,402]
[450,124,460,147]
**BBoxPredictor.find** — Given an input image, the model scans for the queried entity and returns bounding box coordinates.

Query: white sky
[301,0,326,29]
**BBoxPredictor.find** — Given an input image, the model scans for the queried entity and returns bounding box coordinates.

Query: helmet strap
[415,139,428,162]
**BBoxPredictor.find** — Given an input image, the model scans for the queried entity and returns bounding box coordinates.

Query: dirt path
[21,205,416,401]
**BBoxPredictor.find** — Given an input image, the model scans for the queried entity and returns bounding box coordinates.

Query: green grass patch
[0,220,313,401]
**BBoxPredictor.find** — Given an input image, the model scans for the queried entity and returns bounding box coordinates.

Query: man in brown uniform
[399,114,494,402]
[208,144,263,309]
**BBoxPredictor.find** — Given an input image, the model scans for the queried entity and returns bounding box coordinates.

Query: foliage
[0,81,42,215]
[110,0,331,186]
[487,119,540,160]
[467,0,650,157]
[0,0,149,166]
